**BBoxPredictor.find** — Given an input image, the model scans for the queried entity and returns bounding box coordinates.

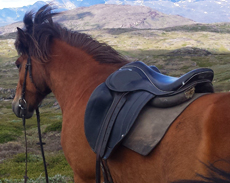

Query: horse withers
[12,5,230,183]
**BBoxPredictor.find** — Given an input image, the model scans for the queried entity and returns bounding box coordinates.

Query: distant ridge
[57,4,196,30]
[56,4,196,30]
[0,0,229,26]
[0,4,196,35]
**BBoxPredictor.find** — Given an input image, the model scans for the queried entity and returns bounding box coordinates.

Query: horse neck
[45,39,126,112]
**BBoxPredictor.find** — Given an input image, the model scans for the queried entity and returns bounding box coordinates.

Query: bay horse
[12,5,230,183]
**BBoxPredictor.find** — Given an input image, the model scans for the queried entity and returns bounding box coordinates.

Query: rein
[19,56,49,183]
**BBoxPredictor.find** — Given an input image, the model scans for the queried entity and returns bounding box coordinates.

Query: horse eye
[16,63,21,69]
[15,58,22,70]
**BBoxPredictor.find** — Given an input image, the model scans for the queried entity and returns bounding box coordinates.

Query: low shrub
[44,121,62,133]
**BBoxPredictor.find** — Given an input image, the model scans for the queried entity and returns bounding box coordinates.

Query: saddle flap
[84,82,155,159]
[103,91,154,159]
[84,83,114,152]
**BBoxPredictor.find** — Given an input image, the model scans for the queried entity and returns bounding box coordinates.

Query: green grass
[0,124,22,143]
[0,152,73,181]
[45,121,62,133]
[0,174,73,183]
[0,100,24,144]
[218,45,230,53]
[195,60,215,67]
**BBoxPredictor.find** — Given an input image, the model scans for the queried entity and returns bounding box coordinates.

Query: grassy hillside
[0,24,230,182]
[87,28,230,91]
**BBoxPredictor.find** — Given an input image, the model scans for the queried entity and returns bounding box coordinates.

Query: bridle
[19,55,49,183]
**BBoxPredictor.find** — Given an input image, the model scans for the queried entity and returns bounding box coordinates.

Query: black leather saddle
[84,61,214,182]
[106,61,214,95]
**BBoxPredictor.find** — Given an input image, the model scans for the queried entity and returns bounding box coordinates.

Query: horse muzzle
[12,99,34,119]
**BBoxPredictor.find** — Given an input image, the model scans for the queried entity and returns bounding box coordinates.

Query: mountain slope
[0,4,196,35]
[0,0,229,26]
[106,0,230,23]
[56,4,196,30]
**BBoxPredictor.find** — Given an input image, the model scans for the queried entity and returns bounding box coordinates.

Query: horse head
[12,5,54,118]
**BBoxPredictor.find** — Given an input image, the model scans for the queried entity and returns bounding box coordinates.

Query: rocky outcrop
[168,47,212,56]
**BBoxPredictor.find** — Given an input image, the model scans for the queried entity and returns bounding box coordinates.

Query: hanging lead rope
[19,99,29,183]
[36,108,49,183]
[23,114,29,183]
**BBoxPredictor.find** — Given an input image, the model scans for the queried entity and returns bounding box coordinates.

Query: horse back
[107,92,230,182]
[198,92,230,164]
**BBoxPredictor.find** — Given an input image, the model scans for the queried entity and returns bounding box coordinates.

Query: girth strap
[103,160,113,182]
[95,92,127,183]
[101,159,113,183]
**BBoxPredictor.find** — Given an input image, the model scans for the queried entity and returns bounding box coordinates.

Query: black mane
[15,4,128,64]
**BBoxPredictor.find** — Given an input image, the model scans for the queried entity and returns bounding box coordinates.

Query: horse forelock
[14,4,59,62]
[15,4,128,64]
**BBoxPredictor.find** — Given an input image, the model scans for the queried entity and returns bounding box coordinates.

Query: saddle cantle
[84,61,214,182]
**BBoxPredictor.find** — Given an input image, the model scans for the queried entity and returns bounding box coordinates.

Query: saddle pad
[122,93,208,156]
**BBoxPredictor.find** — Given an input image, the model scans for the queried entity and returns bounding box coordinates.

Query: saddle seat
[106,61,214,95]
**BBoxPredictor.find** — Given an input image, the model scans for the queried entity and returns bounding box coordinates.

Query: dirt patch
[25,131,62,154]
[42,131,62,152]
[0,131,62,163]
[0,142,24,161]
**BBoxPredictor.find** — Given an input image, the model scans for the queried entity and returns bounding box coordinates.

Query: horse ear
[16,27,29,48]
[17,27,26,39]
